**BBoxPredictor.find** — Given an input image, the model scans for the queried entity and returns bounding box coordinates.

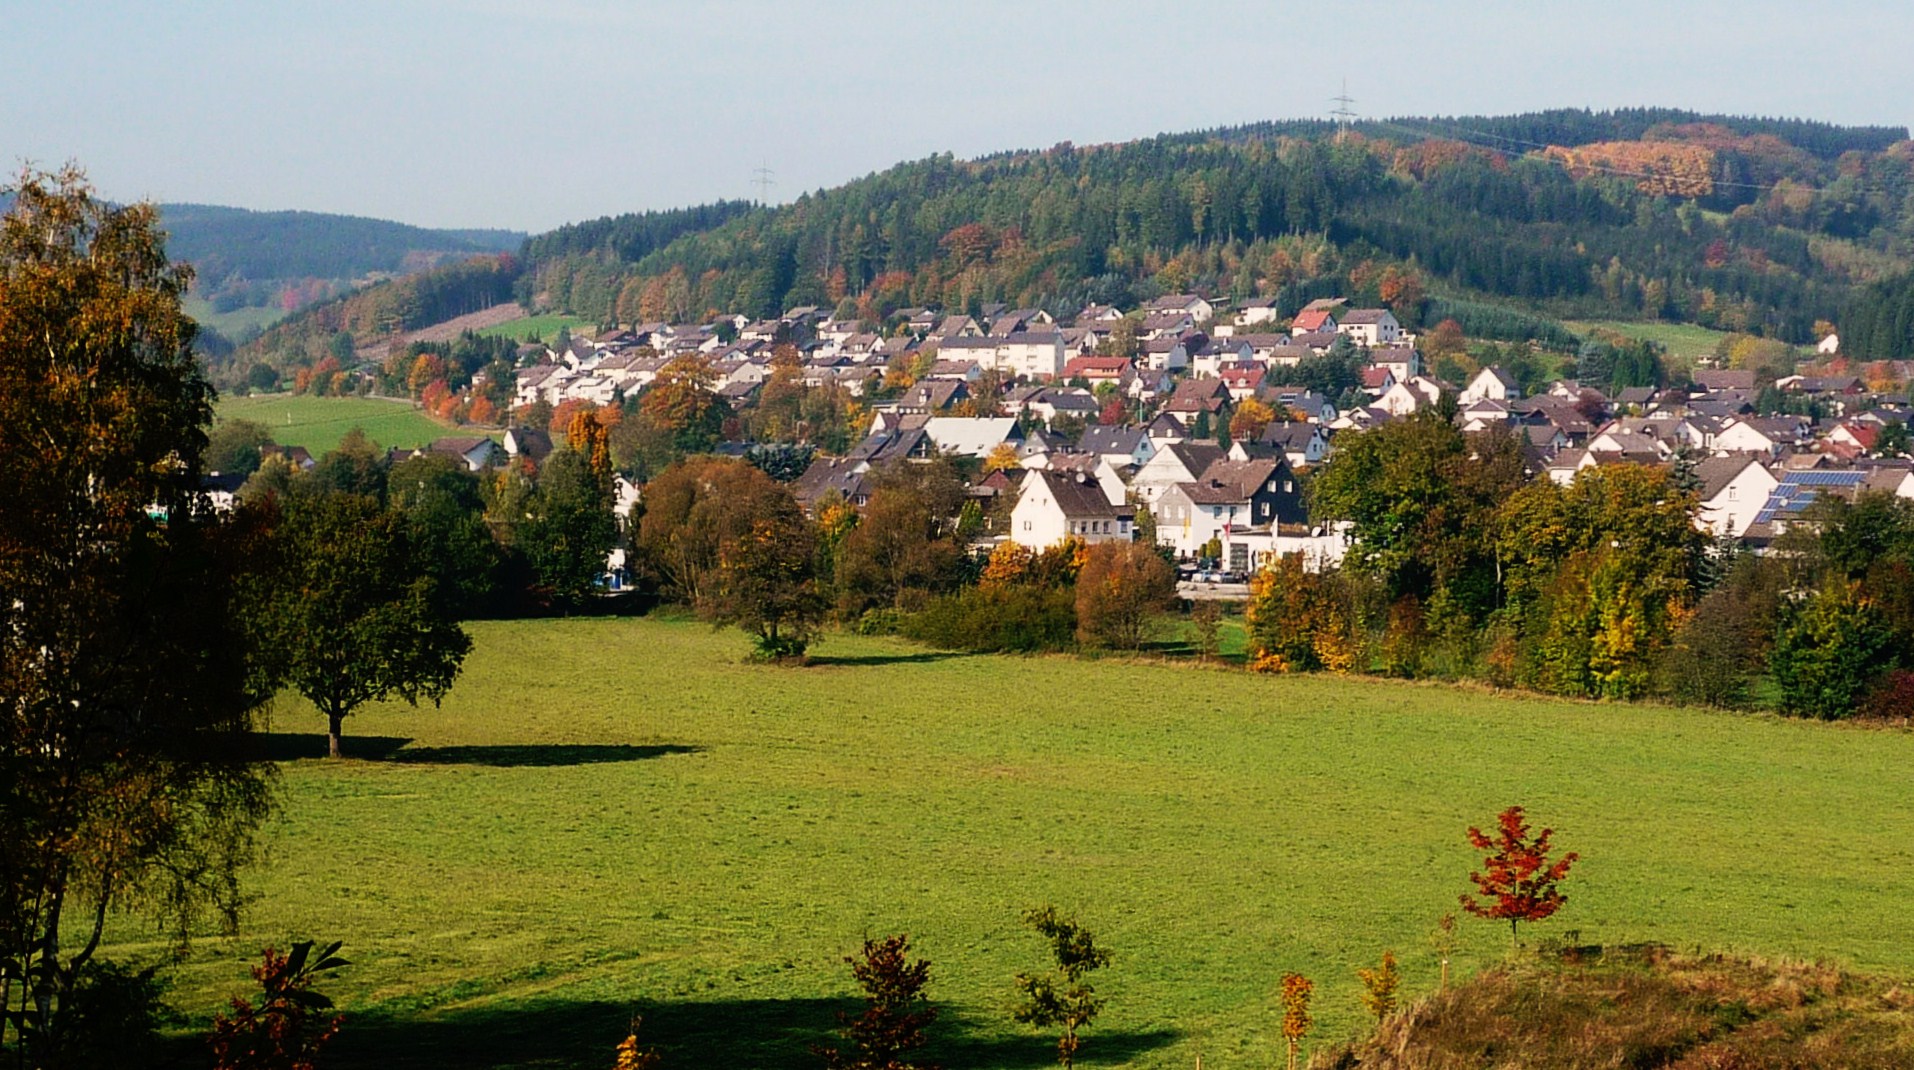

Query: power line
[1330,79,1358,143]
[751,164,776,205]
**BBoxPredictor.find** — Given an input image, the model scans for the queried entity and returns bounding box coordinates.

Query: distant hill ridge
[156,202,524,283]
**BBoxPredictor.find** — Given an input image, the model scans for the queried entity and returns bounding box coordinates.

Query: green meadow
[214,394,464,453]
[1564,319,1735,368]
[112,616,1914,1069]
[473,313,594,343]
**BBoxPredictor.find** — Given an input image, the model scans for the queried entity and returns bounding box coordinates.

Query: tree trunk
[328,712,345,759]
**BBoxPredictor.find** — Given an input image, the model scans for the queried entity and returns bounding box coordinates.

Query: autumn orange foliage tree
[1461,806,1580,946]
[1280,972,1313,1070]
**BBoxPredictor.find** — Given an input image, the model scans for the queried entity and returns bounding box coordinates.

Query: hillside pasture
[113,617,1914,1069]
[473,312,593,343]
[214,394,463,453]
[1564,319,1735,369]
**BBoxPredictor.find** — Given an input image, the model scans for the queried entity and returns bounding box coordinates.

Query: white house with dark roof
[1694,455,1779,538]
[1130,441,1228,505]
[1009,468,1134,549]
[1460,366,1521,405]
[1339,309,1402,346]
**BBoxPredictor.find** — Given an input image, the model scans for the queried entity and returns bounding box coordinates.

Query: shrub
[904,585,1076,653]
[15,960,178,1068]
[1857,669,1914,722]
[853,608,905,636]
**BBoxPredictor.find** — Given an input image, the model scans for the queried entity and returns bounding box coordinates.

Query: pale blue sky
[4,1,1909,233]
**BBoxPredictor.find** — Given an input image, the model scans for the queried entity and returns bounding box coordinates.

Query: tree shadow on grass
[324,996,1176,1070]
[392,743,703,768]
[244,733,414,762]
[807,650,975,667]
[242,734,703,768]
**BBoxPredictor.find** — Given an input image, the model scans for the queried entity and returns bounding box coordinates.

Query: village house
[1151,458,1308,560]
[1255,422,1329,468]
[425,436,500,472]
[1009,468,1134,549]
[1713,415,1812,458]
[1078,425,1157,470]
[1236,296,1282,326]
[1129,440,1229,505]
[1694,455,1781,538]
[1458,366,1521,405]
[1376,375,1445,417]
[1141,334,1193,373]
[1369,344,1422,382]
[1289,308,1336,335]
[1145,293,1215,323]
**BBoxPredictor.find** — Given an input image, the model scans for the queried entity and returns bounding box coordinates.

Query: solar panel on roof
[1781,470,1868,487]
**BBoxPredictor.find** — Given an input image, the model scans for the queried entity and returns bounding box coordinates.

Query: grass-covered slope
[1318,945,1914,1068]
[214,394,456,453]
[109,617,1914,1069]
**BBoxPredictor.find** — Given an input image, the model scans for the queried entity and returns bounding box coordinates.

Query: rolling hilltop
[224,106,1914,387]
[150,202,525,347]
[521,107,1914,339]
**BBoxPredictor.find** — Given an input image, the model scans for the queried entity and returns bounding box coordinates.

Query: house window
[1284,480,1294,493]
[1728,487,1737,501]
[1023,520,1032,531]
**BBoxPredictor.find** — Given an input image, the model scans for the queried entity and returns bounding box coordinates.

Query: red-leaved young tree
[1460,806,1579,946]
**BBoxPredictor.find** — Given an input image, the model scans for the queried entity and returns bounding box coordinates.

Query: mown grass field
[108,616,1914,1069]
[474,312,593,343]
[184,295,288,342]
[214,394,464,453]
[1564,319,1734,368]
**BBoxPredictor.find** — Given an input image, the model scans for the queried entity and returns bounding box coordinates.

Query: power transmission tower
[751,164,776,206]
[1330,79,1358,142]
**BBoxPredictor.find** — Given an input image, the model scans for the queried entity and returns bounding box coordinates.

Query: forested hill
[158,203,523,283]
[225,201,755,381]
[520,108,1914,346]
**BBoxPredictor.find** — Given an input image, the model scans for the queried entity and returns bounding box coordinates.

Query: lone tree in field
[814,934,939,1070]
[1013,906,1111,1069]
[1280,971,1313,1070]
[276,490,471,758]
[1461,805,1579,946]
[705,499,828,660]
[1074,540,1177,650]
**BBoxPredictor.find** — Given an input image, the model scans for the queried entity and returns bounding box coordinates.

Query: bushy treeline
[524,126,1897,344]
[625,454,1175,659]
[1423,296,1583,348]
[218,418,620,617]
[1369,108,1907,163]
[1843,270,1914,360]
[1254,412,1914,718]
[520,200,757,267]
